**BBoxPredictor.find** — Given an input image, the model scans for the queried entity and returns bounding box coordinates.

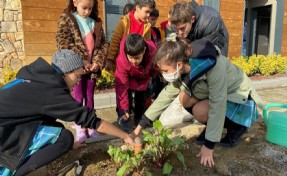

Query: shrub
[96,69,115,89]
[0,65,17,87]
[231,54,287,76]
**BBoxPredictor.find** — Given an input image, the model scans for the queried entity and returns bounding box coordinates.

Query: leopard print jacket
[56,10,108,79]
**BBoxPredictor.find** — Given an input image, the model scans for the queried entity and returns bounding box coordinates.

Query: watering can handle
[263,103,287,122]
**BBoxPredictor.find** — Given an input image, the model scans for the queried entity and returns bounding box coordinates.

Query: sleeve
[107,18,125,62]
[144,81,181,121]
[115,61,130,113]
[205,56,227,143]
[92,26,108,69]
[55,13,86,60]
[42,90,101,129]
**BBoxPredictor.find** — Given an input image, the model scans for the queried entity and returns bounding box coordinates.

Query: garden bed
[47,118,287,175]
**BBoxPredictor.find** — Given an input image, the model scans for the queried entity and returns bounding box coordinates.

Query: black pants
[129,90,146,126]
[14,129,74,176]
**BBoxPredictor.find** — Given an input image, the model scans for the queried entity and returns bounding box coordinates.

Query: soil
[47,73,287,176]
[47,118,287,176]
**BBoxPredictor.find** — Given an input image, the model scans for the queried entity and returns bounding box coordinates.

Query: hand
[82,60,91,74]
[122,113,130,121]
[124,134,135,146]
[133,125,142,137]
[90,63,100,73]
[105,59,116,73]
[196,145,215,167]
[72,141,87,149]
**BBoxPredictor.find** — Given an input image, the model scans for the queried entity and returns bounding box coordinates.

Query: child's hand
[196,145,215,167]
[122,113,130,121]
[73,141,87,149]
[82,60,91,74]
[132,125,142,137]
[90,63,100,73]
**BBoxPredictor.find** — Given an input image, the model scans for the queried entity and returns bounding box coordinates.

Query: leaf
[175,151,186,170]
[153,120,163,133]
[169,137,185,147]
[116,162,131,176]
[162,162,173,175]
[145,171,153,176]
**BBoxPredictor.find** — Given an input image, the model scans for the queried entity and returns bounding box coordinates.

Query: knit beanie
[52,49,84,74]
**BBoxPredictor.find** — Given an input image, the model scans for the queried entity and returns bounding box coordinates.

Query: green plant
[96,69,115,89]
[142,120,186,175]
[0,65,17,87]
[231,54,287,76]
[107,144,144,176]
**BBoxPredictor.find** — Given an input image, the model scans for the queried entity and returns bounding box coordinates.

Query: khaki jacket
[145,47,264,142]
[107,14,151,62]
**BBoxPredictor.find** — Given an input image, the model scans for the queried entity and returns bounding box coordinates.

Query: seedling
[142,120,186,175]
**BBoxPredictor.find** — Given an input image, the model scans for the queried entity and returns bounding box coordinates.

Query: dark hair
[154,36,191,66]
[150,8,159,17]
[124,33,146,56]
[123,3,135,15]
[66,0,100,21]
[134,0,156,9]
[169,2,195,24]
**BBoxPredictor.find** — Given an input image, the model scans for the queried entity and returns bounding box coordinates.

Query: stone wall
[0,0,23,80]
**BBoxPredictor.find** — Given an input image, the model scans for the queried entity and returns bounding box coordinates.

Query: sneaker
[219,127,247,148]
[72,124,88,142]
[196,128,206,145]
[87,128,100,138]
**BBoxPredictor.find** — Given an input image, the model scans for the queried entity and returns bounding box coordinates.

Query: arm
[91,24,108,71]
[198,55,227,167]
[106,17,126,70]
[115,62,130,117]
[55,13,86,60]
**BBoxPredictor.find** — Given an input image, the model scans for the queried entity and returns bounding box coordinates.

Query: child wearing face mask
[115,33,157,133]
[133,33,264,167]
[105,0,156,73]
[56,0,108,142]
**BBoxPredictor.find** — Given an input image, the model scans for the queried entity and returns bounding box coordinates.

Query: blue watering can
[263,103,287,147]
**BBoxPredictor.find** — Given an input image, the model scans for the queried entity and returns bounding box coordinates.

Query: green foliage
[231,54,287,76]
[0,65,18,87]
[107,120,186,176]
[143,120,186,175]
[107,145,143,176]
[96,69,115,89]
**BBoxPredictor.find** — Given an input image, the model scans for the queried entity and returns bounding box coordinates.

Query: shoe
[87,128,100,138]
[72,124,88,142]
[196,128,206,145]
[220,126,247,147]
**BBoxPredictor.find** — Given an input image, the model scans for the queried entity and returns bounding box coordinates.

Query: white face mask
[162,64,181,83]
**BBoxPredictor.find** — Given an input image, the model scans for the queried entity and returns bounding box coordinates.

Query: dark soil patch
[47,118,287,176]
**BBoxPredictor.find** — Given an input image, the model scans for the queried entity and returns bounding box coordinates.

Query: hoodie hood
[190,38,218,59]
[16,57,66,87]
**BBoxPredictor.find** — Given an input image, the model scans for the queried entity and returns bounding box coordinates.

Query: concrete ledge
[94,92,116,109]
[94,76,287,109]
[252,77,287,90]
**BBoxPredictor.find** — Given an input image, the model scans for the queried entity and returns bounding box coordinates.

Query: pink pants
[72,75,98,141]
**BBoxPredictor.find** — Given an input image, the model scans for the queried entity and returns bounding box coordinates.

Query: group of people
[0,0,264,175]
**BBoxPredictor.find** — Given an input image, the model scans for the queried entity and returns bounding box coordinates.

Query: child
[105,0,156,72]
[115,33,156,133]
[158,14,174,40]
[133,34,264,167]
[148,8,161,46]
[0,50,134,176]
[123,3,135,15]
[56,0,108,142]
